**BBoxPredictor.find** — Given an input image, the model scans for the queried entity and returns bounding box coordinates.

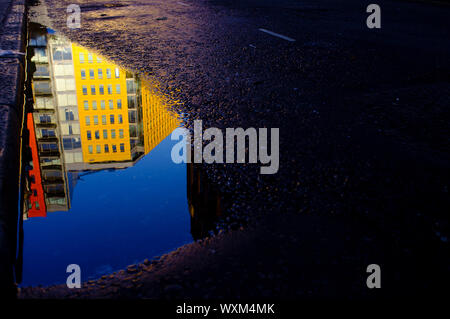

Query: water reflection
[15,23,224,287]
[24,23,179,219]
[187,163,223,240]
[16,24,197,286]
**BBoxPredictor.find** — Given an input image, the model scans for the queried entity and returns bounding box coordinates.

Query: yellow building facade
[72,44,131,163]
[141,80,180,154]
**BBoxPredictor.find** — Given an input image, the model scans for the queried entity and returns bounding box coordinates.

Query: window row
[80,68,120,80]
[87,143,126,154]
[84,114,124,125]
[79,53,101,64]
[82,84,121,95]
[86,129,125,140]
[83,99,122,110]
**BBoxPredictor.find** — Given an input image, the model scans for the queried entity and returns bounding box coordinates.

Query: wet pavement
[15,0,450,298]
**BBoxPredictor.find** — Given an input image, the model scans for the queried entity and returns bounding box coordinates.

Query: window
[65,109,74,121]
[35,65,50,77]
[55,79,70,91]
[93,115,98,125]
[33,48,47,63]
[101,100,106,110]
[120,143,125,152]
[83,101,89,110]
[79,52,84,63]
[117,99,122,109]
[95,130,100,139]
[52,47,72,61]
[103,130,108,139]
[102,115,106,125]
[96,145,101,153]
[63,138,80,150]
[116,84,121,94]
[85,116,90,125]
[30,34,46,46]
[110,114,114,124]
[91,85,96,95]
[87,131,92,140]
[34,81,51,95]
[54,65,73,76]
[128,110,136,123]
[82,85,87,95]
[67,94,77,105]
[35,97,54,109]
[115,68,120,78]
[109,100,114,109]
[92,101,97,110]
[129,125,137,137]
[127,80,136,94]
[56,78,76,91]
[81,69,86,79]
[127,96,136,108]
[99,84,104,95]
[112,144,117,153]
[88,53,93,63]
[106,68,111,79]
[97,56,102,63]
[89,69,94,79]
[41,158,61,167]
[108,84,112,94]
[111,129,116,139]
[41,129,56,138]
[98,68,103,79]
[119,129,124,138]
[39,143,58,152]
[57,94,69,106]
[118,114,123,124]
[104,144,109,153]
[88,145,93,154]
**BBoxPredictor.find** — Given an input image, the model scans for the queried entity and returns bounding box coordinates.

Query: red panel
[27,112,47,218]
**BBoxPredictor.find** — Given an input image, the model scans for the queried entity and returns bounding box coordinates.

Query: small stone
[127,265,137,274]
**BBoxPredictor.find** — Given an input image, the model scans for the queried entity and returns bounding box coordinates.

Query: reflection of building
[28,24,71,214]
[23,23,180,219]
[72,44,132,163]
[141,81,180,154]
[187,163,223,240]
[48,35,82,166]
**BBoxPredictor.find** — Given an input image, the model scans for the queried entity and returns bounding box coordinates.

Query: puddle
[16,23,221,286]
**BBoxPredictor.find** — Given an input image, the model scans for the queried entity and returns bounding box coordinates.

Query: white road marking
[177,1,189,6]
[258,28,296,42]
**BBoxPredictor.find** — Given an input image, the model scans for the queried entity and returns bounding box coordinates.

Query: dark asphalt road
[23,0,450,298]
